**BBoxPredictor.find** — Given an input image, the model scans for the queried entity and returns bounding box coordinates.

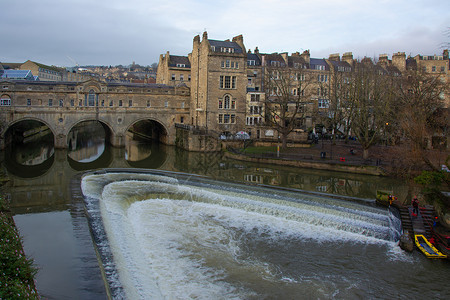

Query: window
[250,105,262,114]
[176,63,186,67]
[248,60,256,66]
[271,61,281,67]
[318,99,329,108]
[181,102,185,108]
[48,99,53,106]
[221,47,234,53]
[219,76,236,89]
[164,101,168,107]
[70,99,74,106]
[129,100,133,107]
[180,116,184,123]
[109,100,113,107]
[218,114,236,124]
[441,66,445,72]
[27,99,31,106]
[88,89,96,106]
[0,95,11,106]
[171,74,176,81]
[180,74,184,81]
[246,116,262,125]
[101,100,105,107]
[119,100,123,107]
[272,87,279,96]
[59,99,64,107]
[271,70,279,79]
[147,100,150,107]
[296,73,305,81]
[250,94,260,102]
[188,75,191,81]
[317,88,327,97]
[318,74,328,82]
[432,66,436,72]
[224,95,230,109]
[222,60,239,69]
[248,78,252,85]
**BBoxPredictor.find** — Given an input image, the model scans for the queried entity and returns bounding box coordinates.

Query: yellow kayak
[414,235,447,259]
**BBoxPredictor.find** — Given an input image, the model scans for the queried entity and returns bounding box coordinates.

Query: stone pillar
[54,134,68,149]
[110,132,125,147]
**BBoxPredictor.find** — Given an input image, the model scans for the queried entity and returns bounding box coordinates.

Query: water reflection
[2,129,411,201]
[68,121,106,163]
[125,132,152,162]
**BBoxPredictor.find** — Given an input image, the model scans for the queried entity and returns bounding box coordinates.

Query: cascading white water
[81,171,409,299]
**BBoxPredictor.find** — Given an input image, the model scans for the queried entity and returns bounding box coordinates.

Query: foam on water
[82,172,403,299]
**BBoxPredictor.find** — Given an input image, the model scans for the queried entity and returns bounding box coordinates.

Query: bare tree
[317,66,354,142]
[345,59,394,159]
[263,61,314,149]
[395,69,448,170]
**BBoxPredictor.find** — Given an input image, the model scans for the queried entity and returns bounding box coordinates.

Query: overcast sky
[1,0,449,67]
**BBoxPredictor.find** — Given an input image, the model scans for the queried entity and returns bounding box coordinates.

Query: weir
[81,169,403,299]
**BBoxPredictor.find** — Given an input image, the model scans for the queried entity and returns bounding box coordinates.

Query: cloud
[0,0,449,66]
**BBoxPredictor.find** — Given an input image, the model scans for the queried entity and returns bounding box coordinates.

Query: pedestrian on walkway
[412,196,419,216]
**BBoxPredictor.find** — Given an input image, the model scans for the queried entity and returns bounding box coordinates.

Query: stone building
[20,60,64,81]
[156,52,191,87]
[189,32,248,135]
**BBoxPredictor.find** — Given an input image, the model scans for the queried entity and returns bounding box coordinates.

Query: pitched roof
[169,55,191,68]
[328,60,352,71]
[208,39,243,53]
[288,55,307,68]
[246,53,261,65]
[310,58,329,70]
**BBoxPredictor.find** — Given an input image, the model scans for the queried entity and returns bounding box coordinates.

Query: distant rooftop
[0,69,37,81]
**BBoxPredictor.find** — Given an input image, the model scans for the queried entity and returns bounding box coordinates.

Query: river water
[2,126,449,299]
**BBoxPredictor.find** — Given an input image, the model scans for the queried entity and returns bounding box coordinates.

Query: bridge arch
[125,117,170,144]
[65,118,116,151]
[3,117,57,146]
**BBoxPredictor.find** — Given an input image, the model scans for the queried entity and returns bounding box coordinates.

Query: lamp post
[385,122,389,146]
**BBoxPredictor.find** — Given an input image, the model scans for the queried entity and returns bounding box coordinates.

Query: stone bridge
[0,79,191,149]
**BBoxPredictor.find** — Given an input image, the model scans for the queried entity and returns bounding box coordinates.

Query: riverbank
[226,140,449,177]
[224,150,385,176]
[0,196,39,299]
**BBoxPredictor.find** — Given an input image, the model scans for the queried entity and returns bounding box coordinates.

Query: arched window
[224,95,230,109]
[88,89,96,106]
[0,95,11,106]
